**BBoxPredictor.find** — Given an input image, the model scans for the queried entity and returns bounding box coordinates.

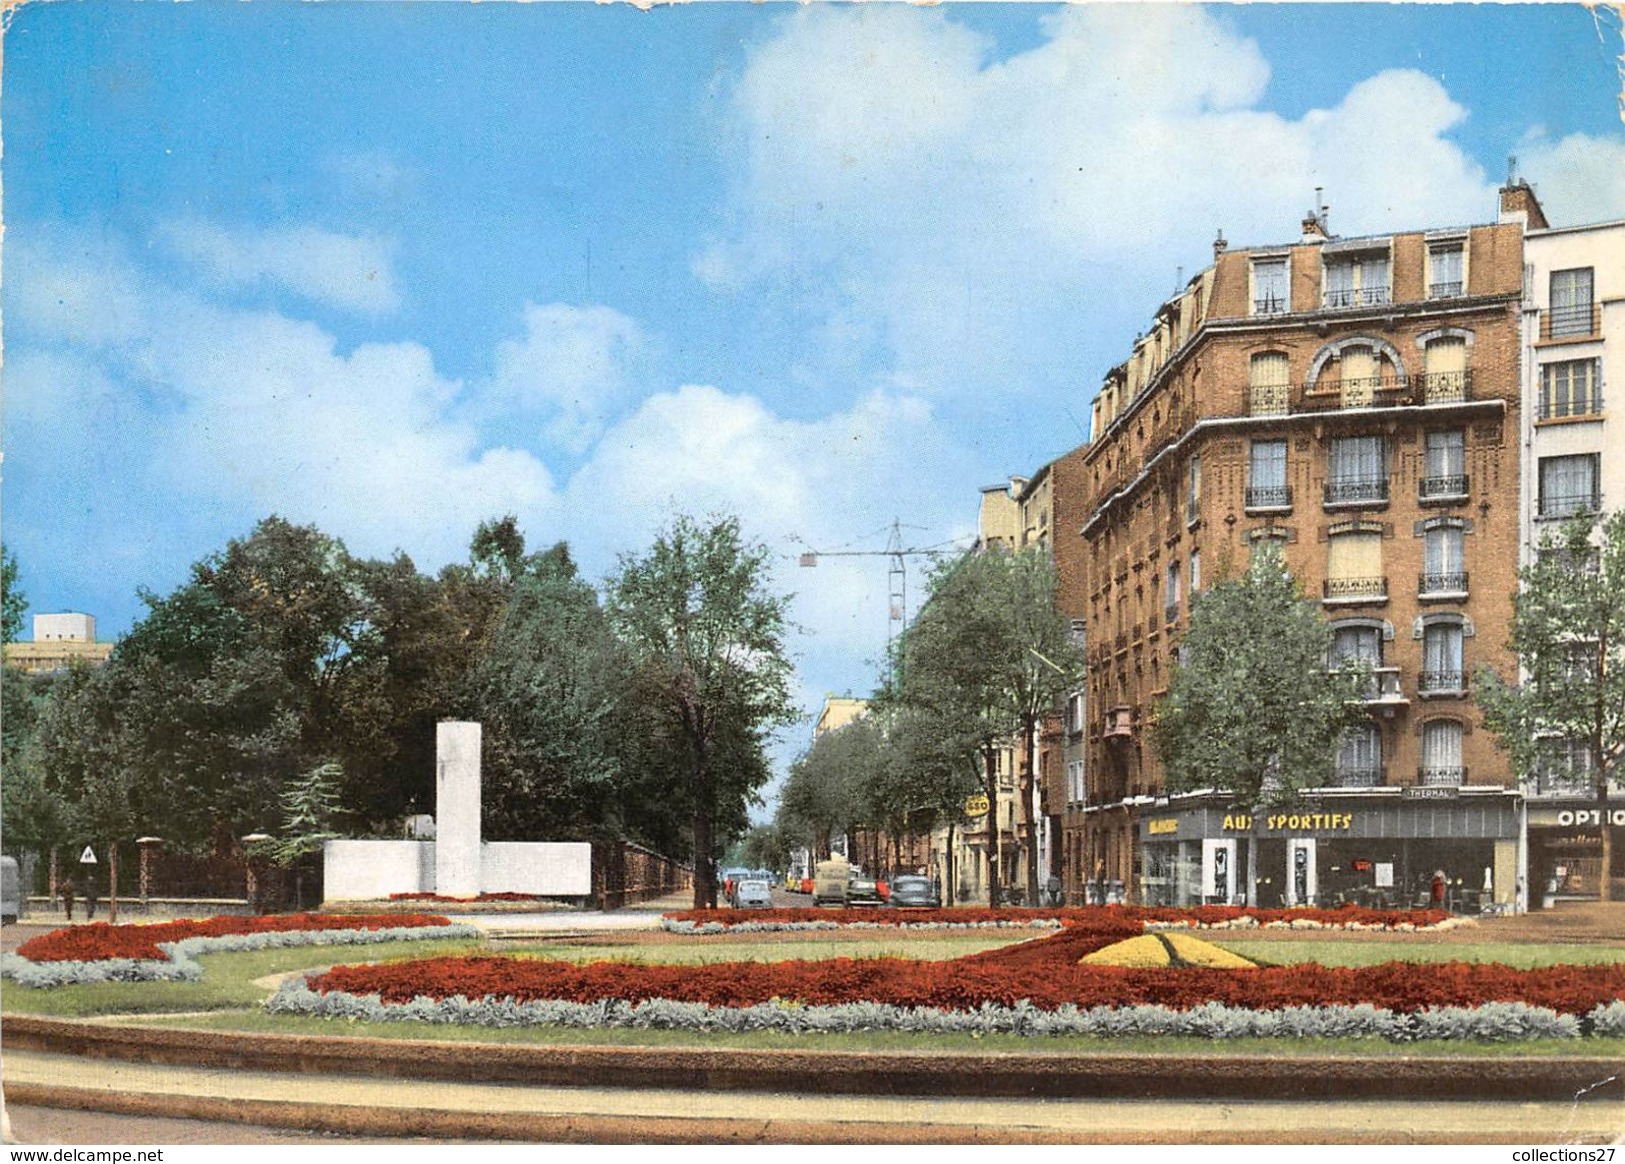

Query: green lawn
[499,934,1024,964]
[1210,939,1625,969]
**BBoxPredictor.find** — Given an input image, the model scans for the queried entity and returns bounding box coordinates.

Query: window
[1331,624,1382,668]
[1165,560,1181,623]
[1067,691,1085,735]
[1428,244,1464,298]
[1548,268,1595,338]
[1324,253,1391,308]
[1421,525,1466,596]
[1539,359,1602,419]
[1535,737,1595,795]
[1252,258,1289,315]
[1538,454,1599,519]
[1339,345,1379,407]
[1326,436,1387,505]
[1420,430,1467,500]
[1246,440,1290,509]
[1336,723,1382,787]
[1325,531,1385,602]
[1420,622,1465,694]
[1067,759,1086,803]
[1249,352,1290,415]
[1186,454,1201,523]
[1421,721,1464,785]
[1189,550,1201,597]
[1422,337,1467,403]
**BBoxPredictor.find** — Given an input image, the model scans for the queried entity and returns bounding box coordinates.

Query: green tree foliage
[605,514,799,909]
[778,717,882,858]
[1477,512,1625,901]
[736,822,792,873]
[2,543,26,643]
[1153,543,1370,811]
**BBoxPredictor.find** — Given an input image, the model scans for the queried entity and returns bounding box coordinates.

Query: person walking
[83,873,99,920]
[59,873,75,922]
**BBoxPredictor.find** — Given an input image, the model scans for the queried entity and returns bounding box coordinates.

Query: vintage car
[733,879,774,909]
[886,874,941,909]
[812,857,850,907]
[845,867,884,906]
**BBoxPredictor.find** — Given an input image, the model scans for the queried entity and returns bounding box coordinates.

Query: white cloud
[486,303,647,452]
[1518,132,1625,226]
[155,220,401,315]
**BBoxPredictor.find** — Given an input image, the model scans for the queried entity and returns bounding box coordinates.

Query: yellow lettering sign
[964,794,990,818]
[1222,814,1253,831]
[1149,818,1178,835]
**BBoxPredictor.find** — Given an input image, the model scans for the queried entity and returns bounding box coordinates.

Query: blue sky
[6,1,1624,811]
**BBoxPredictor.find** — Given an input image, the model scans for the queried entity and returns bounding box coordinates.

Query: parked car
[812,857,850,907]
[0,856,19,924]
[734,879,774,909]
[887,874,941,909]
[719,866,752,906]
[846,867,884,906]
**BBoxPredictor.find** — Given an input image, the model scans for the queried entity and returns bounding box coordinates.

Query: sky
[5,1,1624,818]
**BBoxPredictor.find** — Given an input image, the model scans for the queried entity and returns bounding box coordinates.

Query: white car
[734,879,774,909]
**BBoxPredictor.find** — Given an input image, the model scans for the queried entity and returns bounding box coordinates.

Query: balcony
[1335,766,1383,788]
[1253,293,1289,317]
[1419,572,1469,600]
[1322,285,1392,310]
[1542,303,1601,342]
[1244,484,1292,512]
[1419,766,1466,787]
[1428,280,1463,299]
[1419,474,1469,503]
[1537,492,1601,521]
[1418,370,1471,405]
[1537,389,1603,421]
[1323,477,1389,508]
[1299,376,1412,413]
[1418,670,1467,697]
[1362,665,1408,708]
[1102,705,1136,741]
[1249,383,1291,417]
[1323,576,1388,605]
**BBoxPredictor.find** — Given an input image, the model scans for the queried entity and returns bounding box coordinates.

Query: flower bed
[388,893,548,903]
[2,914,480,989]
[661,905,1456,935]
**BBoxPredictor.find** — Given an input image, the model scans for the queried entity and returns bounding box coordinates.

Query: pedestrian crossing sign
[79,846,97,864]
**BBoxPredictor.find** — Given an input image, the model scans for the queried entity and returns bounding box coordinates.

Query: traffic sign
[79,846,97,864]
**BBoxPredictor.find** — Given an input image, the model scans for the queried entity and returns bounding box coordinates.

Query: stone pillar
[435,721,482,897]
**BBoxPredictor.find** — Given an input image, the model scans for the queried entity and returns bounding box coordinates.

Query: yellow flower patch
[1078,932,1258,969]
[1161,932,1258,969]
[1078,934,1172,967]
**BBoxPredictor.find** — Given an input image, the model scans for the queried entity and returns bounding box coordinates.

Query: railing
[1324,478,1389,506]
[1335,766,1382,788]
[1542,303,1600,341]
[1186,497,1200,525]
[1528,772,1613,797]
[1419,766,1466,787]
[1537,388,1603,420]
[1418,670,1467,695]
[1244,484,1292,510]
[1298,376,1412,412]
[1537,492,1601,520]
[1322,285,1392,310]
[1323,576,1388,602]
[1419,571,1469,596]
[1164,603,1179,625]
[1253,293,1288,317]
[1362,666,1406,704]
[1419,370,1471,404]
[1249,383,1291,416]
[1428,280,1463,299]
[1102,706,1136,740]
[1420,474,1469,500]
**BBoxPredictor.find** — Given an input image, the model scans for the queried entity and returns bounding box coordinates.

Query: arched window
[1325,528,1385,603]
[1419,616,1467,696]
[1249,352,1290,416]
[1336,722,1382,787]
[1423,337,1468,403]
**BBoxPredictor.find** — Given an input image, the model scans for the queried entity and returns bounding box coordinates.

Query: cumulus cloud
[1518,132,1625,226]
[155,219,401,315]
[486,303,648,452]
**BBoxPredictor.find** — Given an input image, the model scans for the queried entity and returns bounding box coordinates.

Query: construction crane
[795,519,966,688]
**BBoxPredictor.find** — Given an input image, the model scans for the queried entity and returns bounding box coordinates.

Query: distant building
[4,613,114,674]
[813,696,869,738]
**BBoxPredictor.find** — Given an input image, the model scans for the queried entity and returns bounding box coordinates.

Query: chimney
[1212,229,1227,260]
[1499,178,1549,230]
[1301,187,1331,242]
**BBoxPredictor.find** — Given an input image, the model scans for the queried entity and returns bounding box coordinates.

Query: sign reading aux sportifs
[1222,812,1356,832]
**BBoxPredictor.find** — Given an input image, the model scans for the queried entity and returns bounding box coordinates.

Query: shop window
[1420,720,1464,785]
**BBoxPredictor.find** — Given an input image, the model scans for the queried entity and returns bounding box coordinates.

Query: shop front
[1139,788,1519,910]
[1526,801,1625,904]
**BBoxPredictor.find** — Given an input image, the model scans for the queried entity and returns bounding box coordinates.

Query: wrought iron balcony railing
[1418,670,1467,695]
[1335,765,1383,788]
[1322,286,1392,310]
[1542,303,1600,341]
[1419,572,1469,596]
[1428,280,1463,299]
[1420,474,1469,500]
[1248,384,1291,416]
[1253,293,1288,317]
[1538,492,1601,520]
[1323,576,1388,602]
[1419,370,1471,404]
[1244,484,1292,510]
[1324,478,1389,506]
[1419,766,1467,787]
[1537,388,1603,421]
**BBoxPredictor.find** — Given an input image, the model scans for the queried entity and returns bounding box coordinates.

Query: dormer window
[1324,250,1391,309]
[1428,243,1465,299]
[1252,257,1289,316]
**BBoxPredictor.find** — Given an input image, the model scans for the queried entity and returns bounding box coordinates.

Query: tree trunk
[108,841,119,925]
[983,743,1001,908]
[945,821,956,908]
[1599,764,1614,903]
[691,739,717,911]
[1021,713,1039,906]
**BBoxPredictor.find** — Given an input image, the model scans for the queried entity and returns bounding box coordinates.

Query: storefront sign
[1148,818,1179,835]
[1222,812,1355,832]
[1530,807,1625,828]
[1351,859,1372,873]
[1402,786,1459,800]
[964,794,990,818]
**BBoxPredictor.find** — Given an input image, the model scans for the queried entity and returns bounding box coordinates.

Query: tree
[736,822,792,873]
[605,514,800,909]
[1477,511,1625,902]
[248,761,347,909]
[2,543,26,644]
[778,718,881,860]
[1153,542,1368,814]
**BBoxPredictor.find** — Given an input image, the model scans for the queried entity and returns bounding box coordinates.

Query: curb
[6,1015,1623,1102]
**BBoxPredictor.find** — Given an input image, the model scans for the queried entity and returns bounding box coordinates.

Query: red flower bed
[309,919,1625,1017]
[15,913,454,963]
[389,893,543,902]
[668,905,1452,930]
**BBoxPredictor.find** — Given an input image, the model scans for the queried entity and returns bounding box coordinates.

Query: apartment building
[1518,209,1625,903]
[4,613,115,674]
[1074,188,1532,910]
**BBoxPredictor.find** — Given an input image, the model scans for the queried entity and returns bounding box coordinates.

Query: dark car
[887,874,941,909]
[846,868,884,906]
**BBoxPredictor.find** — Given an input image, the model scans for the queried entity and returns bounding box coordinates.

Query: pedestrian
[84,874,99,920]
[59,873,75,921]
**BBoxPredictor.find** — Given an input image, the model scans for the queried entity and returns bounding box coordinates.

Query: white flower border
[265,978,1625,1042]
[0,923,483,989]
[660,914,1471,936]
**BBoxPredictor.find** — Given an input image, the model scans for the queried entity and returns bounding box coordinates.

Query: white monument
[323,720,591,901]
